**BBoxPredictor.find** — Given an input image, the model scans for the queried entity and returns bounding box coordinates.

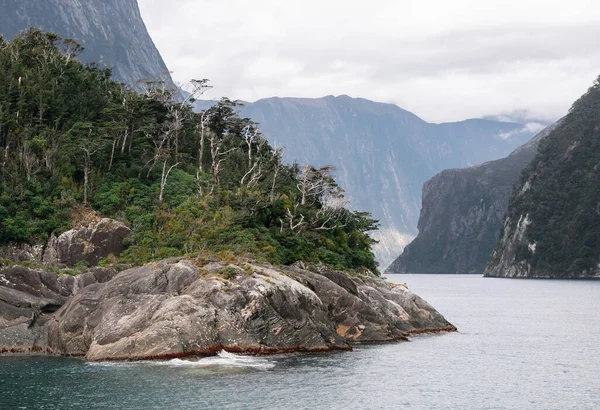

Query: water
[2,275,600,409]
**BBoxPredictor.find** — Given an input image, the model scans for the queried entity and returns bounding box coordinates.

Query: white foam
[163,350,275,370]
[88,350,275,370]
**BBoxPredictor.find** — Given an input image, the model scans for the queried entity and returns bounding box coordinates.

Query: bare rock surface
[43,218,131,267]
[1,218,131,267]
[0,266,117,354]
[45,259,455,361]
[0,244,44,263]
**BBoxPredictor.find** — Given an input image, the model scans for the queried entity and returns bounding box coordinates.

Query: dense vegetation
[0,29,379,273]
[494,75,600,276]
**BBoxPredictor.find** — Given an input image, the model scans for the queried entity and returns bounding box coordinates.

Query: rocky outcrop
[43,219,131,267]
[0,218,131,268]
[486,77,600,279]
[0,244,44,263]
[42,259,454,361]
[0,266,117,354]
[386,123,559,274]
[0,0,174,91]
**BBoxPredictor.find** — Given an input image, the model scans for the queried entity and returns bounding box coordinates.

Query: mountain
[486,77,600,279]
[386,122,559,274]
[0,0,173,90]
[209,96,541,267]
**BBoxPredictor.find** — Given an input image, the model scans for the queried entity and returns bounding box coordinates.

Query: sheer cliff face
[0,0,172,90]
[385,123,559,274]
[486,78,600,279]
[236,96,539,267]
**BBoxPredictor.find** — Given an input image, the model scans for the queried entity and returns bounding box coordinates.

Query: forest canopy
[0,29,379,273]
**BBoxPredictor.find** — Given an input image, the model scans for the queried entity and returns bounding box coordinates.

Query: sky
[137,0,600,123]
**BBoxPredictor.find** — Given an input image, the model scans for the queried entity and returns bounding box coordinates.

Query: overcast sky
[137,0,600,123]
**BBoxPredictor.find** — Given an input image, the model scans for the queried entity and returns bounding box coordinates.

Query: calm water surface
[2,275,599,409]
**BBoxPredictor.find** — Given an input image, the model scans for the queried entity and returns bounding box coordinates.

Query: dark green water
[2,275,599,409]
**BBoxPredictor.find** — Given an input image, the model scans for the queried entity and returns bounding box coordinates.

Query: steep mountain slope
[386,123,559,274]
[227,96,540,267]
[0,0,172,90]
[486,77,600,278]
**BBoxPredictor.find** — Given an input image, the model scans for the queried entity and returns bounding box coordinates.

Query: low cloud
[497,122,546,140]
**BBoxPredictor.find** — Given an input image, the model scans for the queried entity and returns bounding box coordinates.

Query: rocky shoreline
[1,258,456,361]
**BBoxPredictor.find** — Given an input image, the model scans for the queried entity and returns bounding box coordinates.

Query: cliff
[0,0,173,90]
[386,123,558,274]
[485,76,600,278]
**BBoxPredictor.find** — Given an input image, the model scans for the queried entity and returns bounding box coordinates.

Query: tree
[296,165,337,206]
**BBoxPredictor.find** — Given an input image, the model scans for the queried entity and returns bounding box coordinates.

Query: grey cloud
[137,0,600,122]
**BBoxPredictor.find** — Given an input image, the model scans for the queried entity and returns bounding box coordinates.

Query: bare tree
[170,79,212,161]
[296,165,336,206]
[280,207,305,234]
[137,72,175,104]
[145,126,172,178]
[197,109,212,174]
[181,79,212,105]
[108,138,116,172]
[81,147,98,206]
[209,130,236,190]
[20,141,39,182]
[242,124,258,169]
[269,143,284,201]
[239,123,267,188]
[158,160,180,204]
[313,189,350,230]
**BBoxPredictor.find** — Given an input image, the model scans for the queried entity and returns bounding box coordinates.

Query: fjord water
[2,275,599,410]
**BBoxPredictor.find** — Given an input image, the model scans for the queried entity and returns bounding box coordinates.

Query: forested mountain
[0,0,172,90]
[386,122,559,274]
[223,96,541,266]
[0,30,378,273]
[486,76,600,278]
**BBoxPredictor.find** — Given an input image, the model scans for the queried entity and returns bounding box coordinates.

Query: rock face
[198,96,543,267]
[0,244,44,263]
[386,123,559,274]
[0,218,131,268]
[0,0,173,90]
[0,266,117,354]
[44,219,131,267]
[486,78,600,279]
[44,259,454,361]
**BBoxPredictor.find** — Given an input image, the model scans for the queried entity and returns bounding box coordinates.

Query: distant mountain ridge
[197,96,541,267]
[0,0,173,90]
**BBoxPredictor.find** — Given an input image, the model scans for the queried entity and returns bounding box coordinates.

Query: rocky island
[0,30,454,360]
[1,253,454,361]
[0,218,454,360]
